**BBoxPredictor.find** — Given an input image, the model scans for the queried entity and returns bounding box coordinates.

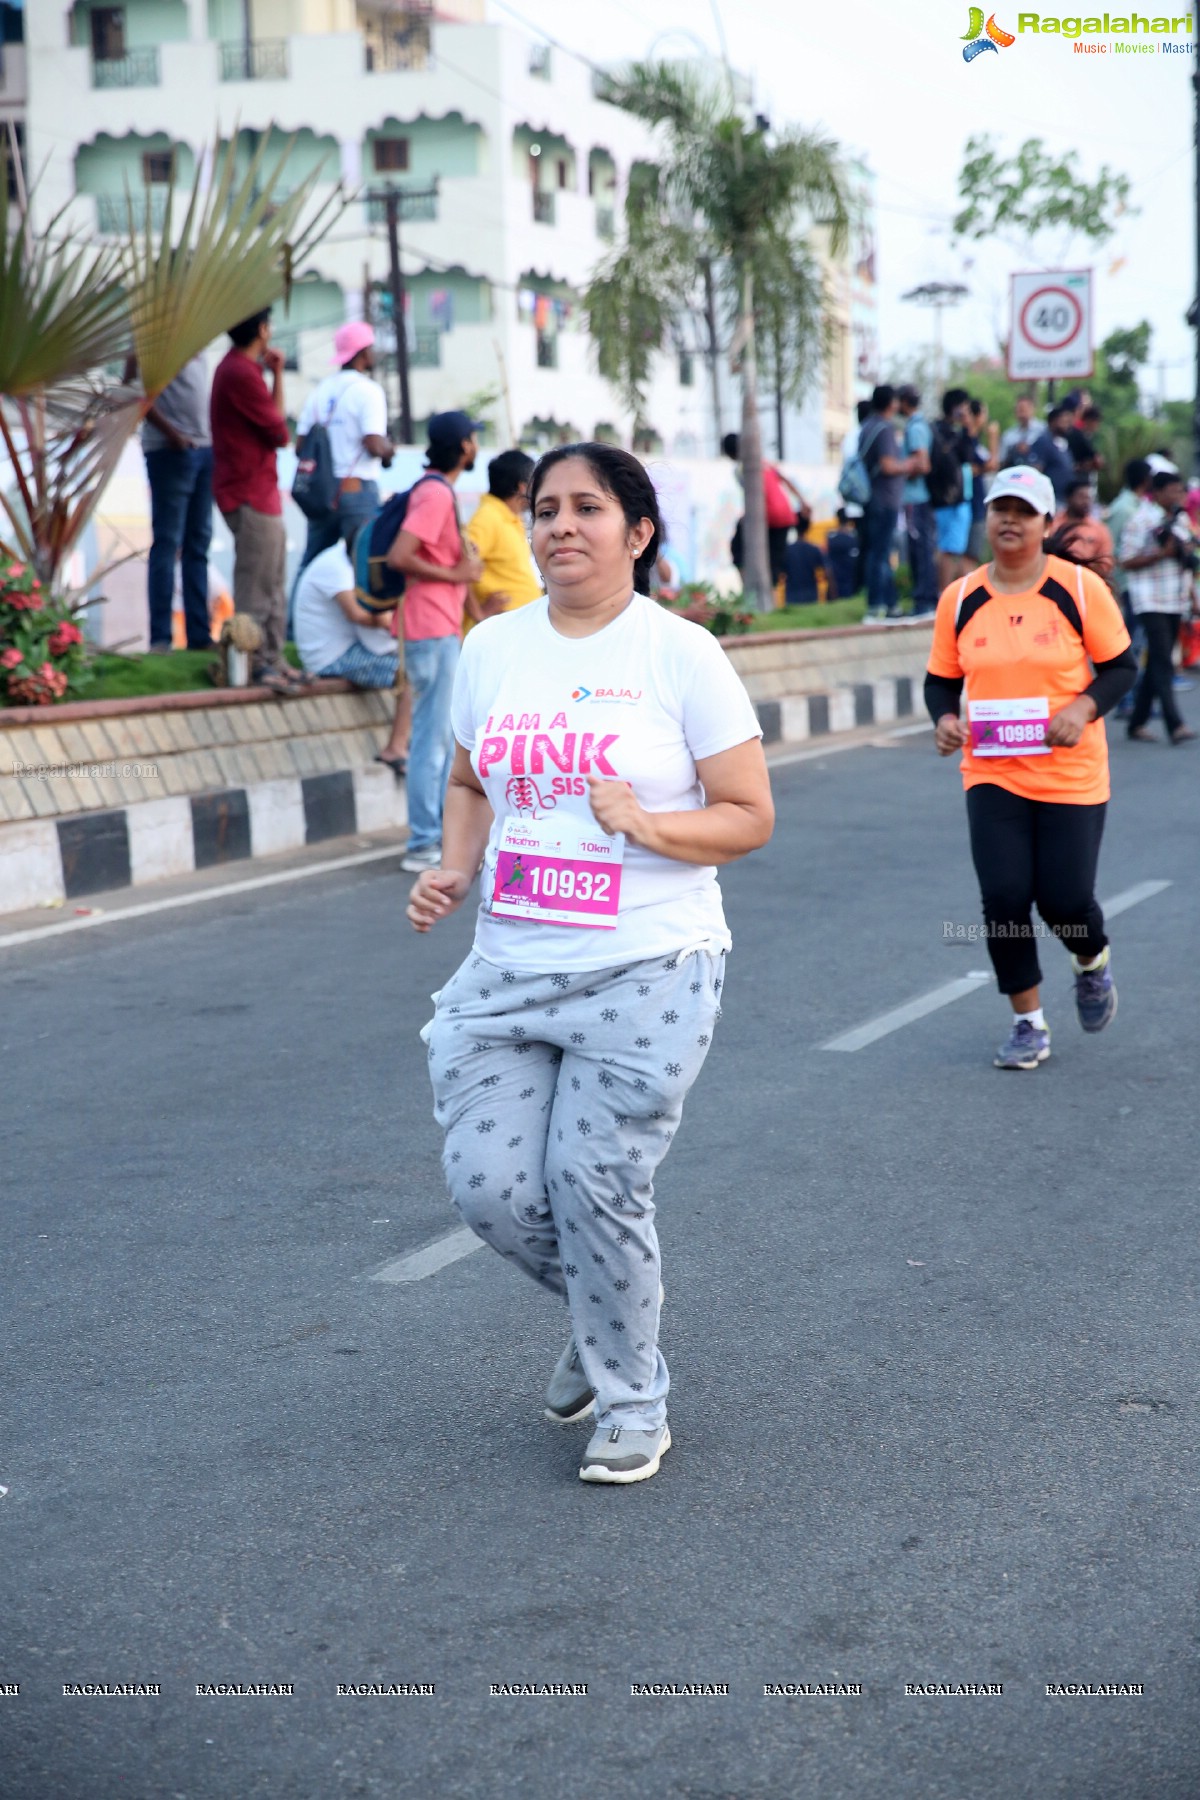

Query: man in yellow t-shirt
[463,449,541,633]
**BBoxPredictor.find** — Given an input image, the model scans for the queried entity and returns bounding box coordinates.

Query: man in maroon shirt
[210,308,300,691]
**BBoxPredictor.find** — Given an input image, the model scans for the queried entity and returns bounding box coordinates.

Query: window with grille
[373,138,410,173]
[142,150,175,185]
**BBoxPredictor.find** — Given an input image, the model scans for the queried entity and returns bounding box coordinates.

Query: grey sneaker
[401,843,442,873]
[579,1421,671,1485]
[994,1018,1051,1070]
[543,1336,594,1424]
[1071,950,1117,1034]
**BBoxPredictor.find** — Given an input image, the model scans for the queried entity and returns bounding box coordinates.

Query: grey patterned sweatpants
[423,947,725,1432]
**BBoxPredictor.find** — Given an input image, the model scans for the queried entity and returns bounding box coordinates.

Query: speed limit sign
[1008,269,1093,380]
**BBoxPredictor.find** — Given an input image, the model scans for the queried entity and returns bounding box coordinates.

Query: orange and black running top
[926,554,1131,805]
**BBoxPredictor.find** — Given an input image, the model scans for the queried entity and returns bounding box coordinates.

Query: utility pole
[365,182,438,446]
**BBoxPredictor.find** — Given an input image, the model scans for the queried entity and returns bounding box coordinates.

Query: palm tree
[0,132,342,602]
[585,62,848,607]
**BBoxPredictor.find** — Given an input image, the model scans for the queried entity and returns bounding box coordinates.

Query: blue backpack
[837,418,887,509]
[352,473,456,613]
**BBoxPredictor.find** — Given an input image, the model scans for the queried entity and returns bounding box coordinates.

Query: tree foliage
[953,135,1134,254]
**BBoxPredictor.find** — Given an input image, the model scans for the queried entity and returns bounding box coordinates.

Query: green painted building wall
[75,133,197,193]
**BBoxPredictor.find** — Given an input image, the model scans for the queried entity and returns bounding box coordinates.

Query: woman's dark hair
[488,448,534,500]
[528,443,662,595]
[228,308,271,348]
[1042,521,1110,576]
[720,431,740,460]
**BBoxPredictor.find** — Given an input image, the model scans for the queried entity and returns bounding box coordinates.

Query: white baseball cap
[985,465,1056,519]
[1146,453,1179,476]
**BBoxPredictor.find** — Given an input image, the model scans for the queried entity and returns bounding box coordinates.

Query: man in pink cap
[293,320,395,577]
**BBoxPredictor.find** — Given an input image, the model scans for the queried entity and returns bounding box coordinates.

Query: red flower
[0,646,23,669]
[48,622,83,655]
[6,562,24,579]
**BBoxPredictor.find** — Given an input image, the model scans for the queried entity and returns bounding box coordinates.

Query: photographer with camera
[1119,469,1197,744]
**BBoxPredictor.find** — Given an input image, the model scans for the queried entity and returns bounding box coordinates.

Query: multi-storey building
[21,0,715,450]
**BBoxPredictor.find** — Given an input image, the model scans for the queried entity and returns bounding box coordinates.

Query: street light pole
[902,282,969,399]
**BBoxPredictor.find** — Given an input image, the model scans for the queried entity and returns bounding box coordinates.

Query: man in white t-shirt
[293,541,399,688]
[294,321,395,577]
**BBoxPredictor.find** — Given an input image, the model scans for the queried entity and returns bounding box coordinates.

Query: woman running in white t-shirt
[407,444,774,1483]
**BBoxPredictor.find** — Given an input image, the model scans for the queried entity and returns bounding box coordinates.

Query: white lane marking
[769,721,931,770]
[824,880,1171,1052]
[0,844,403,951]
[371,1228,483,1284]
[1100,879,1172,919]
[824,972,993,1052]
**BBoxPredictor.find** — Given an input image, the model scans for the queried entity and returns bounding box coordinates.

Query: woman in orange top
[924,466,1138,1070]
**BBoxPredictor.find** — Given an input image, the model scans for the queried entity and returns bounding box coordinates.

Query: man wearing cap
[293,321,394,577]
[382,411,484,872]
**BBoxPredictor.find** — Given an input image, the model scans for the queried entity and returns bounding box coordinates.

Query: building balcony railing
[366,188,439,226]
[595,205,615,242]
[532,189,555,225]
[364,28,431,72]
[219,38,289,81]
[92,47,160,88]
[94,191,169,235]
[536,330,557,369]
[529,44,551,77]
[410,330,441,369]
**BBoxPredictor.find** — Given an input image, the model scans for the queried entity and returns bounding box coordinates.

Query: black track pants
[965,782,1108,995]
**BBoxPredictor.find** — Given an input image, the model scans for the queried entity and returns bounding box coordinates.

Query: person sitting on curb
[293,539,398,689]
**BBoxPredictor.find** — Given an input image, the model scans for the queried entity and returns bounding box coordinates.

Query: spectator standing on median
[897,384,936,614]
[965,399,999,566]
[722,433,810,587]
[131,351,214,653]
[210,308,302,695]
[859,385,915,619]
[384,410,484,872]
[293,322,394,576]
[462,449,540,632]
[930,389,974,592]
[1042,406,1079,509]
[1120,469,1198,745]
[293,541,398,690]
[998,393,1050,471]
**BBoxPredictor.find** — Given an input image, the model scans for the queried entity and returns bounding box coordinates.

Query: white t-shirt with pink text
[450,594,763,974]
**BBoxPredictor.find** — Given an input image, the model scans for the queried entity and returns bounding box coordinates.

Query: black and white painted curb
[0,675,917,918]
[0,764,406,916]
[754,673,914,747]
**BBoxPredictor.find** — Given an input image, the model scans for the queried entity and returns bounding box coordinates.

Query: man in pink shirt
[384,411,483,870]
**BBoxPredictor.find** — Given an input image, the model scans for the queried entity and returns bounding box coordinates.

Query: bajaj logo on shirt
[571,685,643,706]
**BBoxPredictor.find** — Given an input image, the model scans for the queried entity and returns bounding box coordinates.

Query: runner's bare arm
[586,738,774,867]
[406,744,493,930]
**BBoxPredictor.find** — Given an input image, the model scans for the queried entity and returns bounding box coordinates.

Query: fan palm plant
[0,131,342,606]
[585,63,848,607]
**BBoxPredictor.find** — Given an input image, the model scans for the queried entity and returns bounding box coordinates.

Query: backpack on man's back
[927,421,965,509]
[352,473,457,613]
